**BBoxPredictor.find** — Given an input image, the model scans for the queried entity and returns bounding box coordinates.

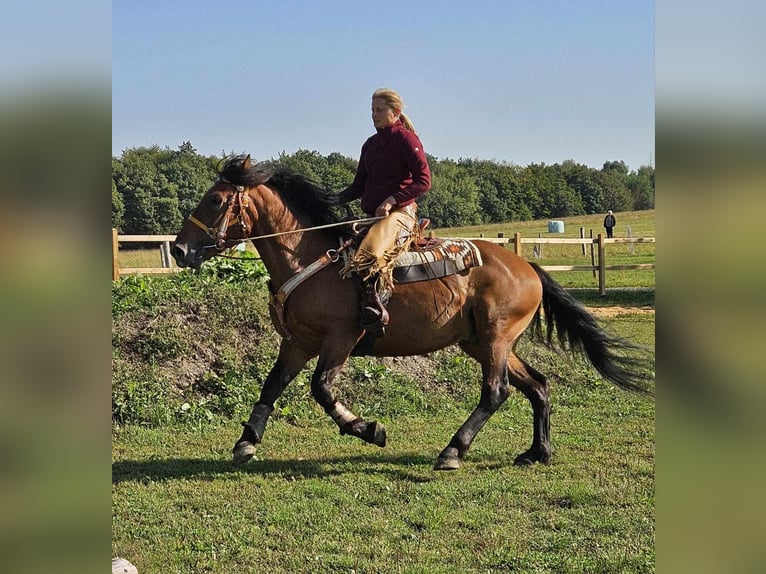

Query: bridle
[187,178,253,250]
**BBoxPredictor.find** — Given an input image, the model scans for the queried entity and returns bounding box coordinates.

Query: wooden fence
[112,228,655,295]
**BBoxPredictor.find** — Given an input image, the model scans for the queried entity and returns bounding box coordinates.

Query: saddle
[342,235,483,284]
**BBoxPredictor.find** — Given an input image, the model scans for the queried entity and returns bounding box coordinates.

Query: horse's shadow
[112,452,499,485]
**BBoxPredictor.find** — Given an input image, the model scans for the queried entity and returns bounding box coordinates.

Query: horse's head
[172,155,256,269]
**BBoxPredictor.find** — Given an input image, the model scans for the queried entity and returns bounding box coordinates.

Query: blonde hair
[372,88,416,133]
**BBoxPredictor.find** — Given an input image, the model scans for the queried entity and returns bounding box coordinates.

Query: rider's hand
[375,196,396,217]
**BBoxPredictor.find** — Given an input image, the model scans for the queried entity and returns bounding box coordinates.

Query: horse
[172,154,650,470]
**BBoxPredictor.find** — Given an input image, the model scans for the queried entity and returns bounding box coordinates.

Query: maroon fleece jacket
[339,120,431,215]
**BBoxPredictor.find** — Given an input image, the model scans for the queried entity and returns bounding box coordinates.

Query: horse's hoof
[513,448,551,466]
[232,441,256,465]
[434,446,462,470]
[433,456,462,471]
[513,454,535,466]
[370,421,387,447]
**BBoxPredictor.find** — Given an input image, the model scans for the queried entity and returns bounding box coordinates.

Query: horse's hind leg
[434,349,512,470]
[232,340,313,464]
[310,349,386,448]
[507,356,551,466]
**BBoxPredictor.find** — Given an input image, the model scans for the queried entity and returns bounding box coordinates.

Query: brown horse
[172,155,649,470]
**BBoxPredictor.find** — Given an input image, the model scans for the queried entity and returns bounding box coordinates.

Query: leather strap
[270,238,354,339]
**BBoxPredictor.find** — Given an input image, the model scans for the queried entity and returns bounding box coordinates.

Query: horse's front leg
[310,351,386,448]
[232,340,313,464]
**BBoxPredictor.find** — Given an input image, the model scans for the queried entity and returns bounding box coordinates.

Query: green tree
[627,165,655,210]
[458,159,530,223]
[275,149,323,181]
[419,160,482,227]
[111,177,124,231]
[597,170,633,212]
[558,160,606,214]
[160,141,218,218]
[113,143,219,234]
[322,152,357,191]
[114,146,161,234]
[602,160,629,177]
[517,163,583,219]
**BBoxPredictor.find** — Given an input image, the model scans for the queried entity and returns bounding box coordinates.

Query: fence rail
[112,229,655,295]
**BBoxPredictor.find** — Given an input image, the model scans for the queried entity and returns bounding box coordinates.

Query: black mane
[218,154,343,230]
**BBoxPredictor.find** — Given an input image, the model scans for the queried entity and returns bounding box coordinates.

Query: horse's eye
[208,195,224,209]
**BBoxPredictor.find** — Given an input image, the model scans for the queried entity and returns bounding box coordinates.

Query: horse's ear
[243,154,251,170]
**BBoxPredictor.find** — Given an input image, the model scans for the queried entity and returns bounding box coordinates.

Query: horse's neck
[250,193,334,286]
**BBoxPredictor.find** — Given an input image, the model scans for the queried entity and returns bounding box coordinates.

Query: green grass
[113,400,654,572]
[113,316,654,573]
[118,246,168,268]
[435,209,655,239]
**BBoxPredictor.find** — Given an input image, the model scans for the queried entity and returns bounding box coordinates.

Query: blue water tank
[548,220,565,233]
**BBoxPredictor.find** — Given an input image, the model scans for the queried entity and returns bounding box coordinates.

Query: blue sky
[112,0,655,170]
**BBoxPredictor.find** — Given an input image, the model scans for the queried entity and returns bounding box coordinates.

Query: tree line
[112,142,654,234]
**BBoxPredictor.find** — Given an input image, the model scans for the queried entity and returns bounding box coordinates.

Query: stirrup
[360,305,388,334]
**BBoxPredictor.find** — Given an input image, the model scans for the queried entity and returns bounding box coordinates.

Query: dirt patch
[585,306,655,318]
[378,355,446,386]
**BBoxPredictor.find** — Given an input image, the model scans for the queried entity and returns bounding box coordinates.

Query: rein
[186,179,383,251]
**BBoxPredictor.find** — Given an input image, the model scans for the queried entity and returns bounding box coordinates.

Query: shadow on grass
[569,287,655,308]
[111,451,491,485]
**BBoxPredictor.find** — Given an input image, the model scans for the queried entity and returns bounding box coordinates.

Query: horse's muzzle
[171,242,203,269]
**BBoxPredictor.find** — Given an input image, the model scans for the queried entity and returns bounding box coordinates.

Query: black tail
[529,262,652,393]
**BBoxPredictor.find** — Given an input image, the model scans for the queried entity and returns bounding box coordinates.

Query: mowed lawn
[113,319,655,573]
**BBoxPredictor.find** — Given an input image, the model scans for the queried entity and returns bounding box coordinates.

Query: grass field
[113,393,654,572]
[113,319,654,572]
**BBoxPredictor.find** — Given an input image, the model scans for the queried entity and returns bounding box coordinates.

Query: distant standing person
[603,210,616,238]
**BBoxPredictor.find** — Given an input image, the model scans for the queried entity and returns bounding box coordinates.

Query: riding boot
[355,275,389,336]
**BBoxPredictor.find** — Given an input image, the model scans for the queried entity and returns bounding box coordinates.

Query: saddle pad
[392,238,483,284]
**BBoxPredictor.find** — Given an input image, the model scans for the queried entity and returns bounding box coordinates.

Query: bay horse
[172,154,649,470]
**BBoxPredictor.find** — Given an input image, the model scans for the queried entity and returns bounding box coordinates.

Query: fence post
[161,241,172,268]
[590,229,596,279]
[598,233,606,296]
[514,231,522,256]
[112,228,120,281]
[580,227,586,255]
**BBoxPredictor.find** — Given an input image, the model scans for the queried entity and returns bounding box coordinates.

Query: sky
[112,0,655,171]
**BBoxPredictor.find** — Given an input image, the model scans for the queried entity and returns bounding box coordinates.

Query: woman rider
[336,88,431,336]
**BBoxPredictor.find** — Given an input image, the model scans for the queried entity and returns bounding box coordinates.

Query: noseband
[187,179,253,250]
